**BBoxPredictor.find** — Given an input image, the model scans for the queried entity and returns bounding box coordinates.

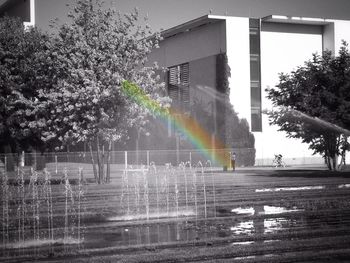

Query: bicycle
[272,154,286,168]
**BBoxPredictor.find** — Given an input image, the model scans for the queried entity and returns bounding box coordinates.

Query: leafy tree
[0,16,51,169]
[31,0,167,182]
[266,42,350,170]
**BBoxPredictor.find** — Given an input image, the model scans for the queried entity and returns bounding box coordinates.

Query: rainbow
[122,80,230,166]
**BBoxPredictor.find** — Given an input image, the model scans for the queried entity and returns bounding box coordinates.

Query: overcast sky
[36,0,350,32]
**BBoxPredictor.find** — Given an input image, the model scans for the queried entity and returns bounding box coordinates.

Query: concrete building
[0,0,35,28]
[1,0,350,165]
[149,14,350,165]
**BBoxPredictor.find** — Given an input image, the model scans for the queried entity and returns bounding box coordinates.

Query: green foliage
[215,53,255,165]
[122,80,170,117]
[31,0,166,147]
[0,16,50,155]
[266,42,350,170]
[17,0,168,182]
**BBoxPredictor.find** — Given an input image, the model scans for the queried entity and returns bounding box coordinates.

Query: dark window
[251,81,261,107]
[249,19,262,132]
[250,55,260,81]
[168,63,190,112]
[249,28,260,54]
[251,107,262,132]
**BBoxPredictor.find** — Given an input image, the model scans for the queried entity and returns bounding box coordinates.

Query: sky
[36,0,350,33]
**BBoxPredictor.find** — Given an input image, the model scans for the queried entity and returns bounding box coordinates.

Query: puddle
[234,255,256,260]
[229,216,297,235]
[0,237,81,249]
[338,184,350,189]
[263,205,302,215]
[108,210,195,221]
[264,218,289,234]
[231,207,255,215]
[84,222,198,247]
[230,221,254,235]
[234,254,275,261]
[255,186,325,192]
[231,241,254,246]
[231,205,302,216]
[264,239,280,243]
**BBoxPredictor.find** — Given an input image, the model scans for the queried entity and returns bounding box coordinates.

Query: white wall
[333,20,350,54]
[225,17,251,126]
[148,21,226,68]
[257,30,323,165]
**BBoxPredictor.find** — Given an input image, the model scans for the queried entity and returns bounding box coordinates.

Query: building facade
[149,14,350,165]
[0,0,35,28]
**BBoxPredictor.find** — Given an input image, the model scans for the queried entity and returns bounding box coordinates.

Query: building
[1,0,350,165]
[148,14,350,165]
[0,0,35,28]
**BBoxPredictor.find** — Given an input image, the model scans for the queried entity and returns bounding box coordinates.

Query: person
[230,152,236,171]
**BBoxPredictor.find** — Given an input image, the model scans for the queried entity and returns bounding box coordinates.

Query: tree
[266,42,350,170]
[0,16,51,169]
[31,0,167,182]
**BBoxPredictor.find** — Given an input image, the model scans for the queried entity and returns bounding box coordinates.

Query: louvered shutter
[167,63,190,112]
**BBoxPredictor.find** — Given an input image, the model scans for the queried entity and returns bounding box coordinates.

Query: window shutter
[168,63,190,112]
[181,63,189,86]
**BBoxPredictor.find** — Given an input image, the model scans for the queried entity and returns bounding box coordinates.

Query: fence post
[34,152,37,170]
[211,134,215,164]
[176,135,179,165]
[147,150,149,168]
[20,151,25,167]
[4,156,7,172]
[55,155,58,175]
[189,151,192,168]
[124,151,128,171]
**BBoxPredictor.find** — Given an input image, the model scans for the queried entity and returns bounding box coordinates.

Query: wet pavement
[2,168,350,262]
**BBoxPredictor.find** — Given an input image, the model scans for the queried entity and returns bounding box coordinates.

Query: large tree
[0,16,51,169]
[31,0,168,182]
[266,43,350,170]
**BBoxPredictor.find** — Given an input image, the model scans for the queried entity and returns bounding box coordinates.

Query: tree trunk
[89,142,98,183]
[106,140,112,183]
[325,156,331,170]
[332,155,339,171]
[324,134,340,171]
[101,144,105,183]
[339,136,348,169]
[96,137,102,184]
[327,155,339,171]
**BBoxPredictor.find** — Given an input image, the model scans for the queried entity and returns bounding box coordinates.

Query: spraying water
[180,162,189,211]
[142,166,150,221]
[16,168,25,246]
[206,160,216,218]
[197,161,207,218]
[1,170,9,249]
[29,168,40,242]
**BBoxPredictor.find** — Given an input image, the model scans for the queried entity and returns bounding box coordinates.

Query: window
[168,63,190,112]
[250,81,261,107]
[250,55,260,81]
[251,107,262,132]
[249,19,262,132]
[249,28,260,54]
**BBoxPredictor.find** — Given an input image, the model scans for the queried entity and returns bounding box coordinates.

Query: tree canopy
[1,0,168,181]
[266,42,350,170]
[0,16,50,160]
